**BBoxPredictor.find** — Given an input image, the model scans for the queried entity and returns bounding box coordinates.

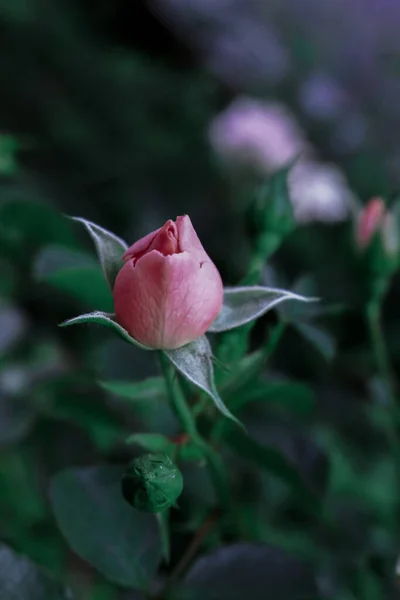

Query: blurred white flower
[208,96,309,174]
[289,160,355,223]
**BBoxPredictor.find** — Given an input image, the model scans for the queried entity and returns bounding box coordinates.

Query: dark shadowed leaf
[180,464,217,506]
[0,543,74,600]
[125,433,205,463]
[99,377,166,402]
[60,312,151,350]
[176,543,317,600]
[33,245,113,311]
[33,245,95,271]
[70,217,128,289]
[294,323,336,361]
[125,433,172,452]
[0,199,76,251]
[50,465,162,589]
[165,336,242,427]
[208,287,315,333]
[0,395,35,445]
[223,430,321,516]
[228,380,316,416]
[45,266,113,312]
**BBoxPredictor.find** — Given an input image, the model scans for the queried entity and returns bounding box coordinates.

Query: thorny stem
[154,511,219,600]
[158,352,237,529]
[168,511,218,586]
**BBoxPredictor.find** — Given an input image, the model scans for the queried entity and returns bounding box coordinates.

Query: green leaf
[70,217,128,289]
[178,443,206,462]
[165,336,242,427]
[228,381,316,416]
[40,376,123,451]
[208,287,316,333]
[217,323,286,392]
[33,245,113,311]
[125,433,205,463]
[45,266,113,311]
[0,449,48,533]
[0,543,74,599]
[99,377,166,401]
[50,465,162,589]
[125,433,172,452]
[177,542,317,600]
[294,322,336,361]
[99,377,176,435]
[33,245,96,274]
[59,311,151,350]
[0,200,76,252]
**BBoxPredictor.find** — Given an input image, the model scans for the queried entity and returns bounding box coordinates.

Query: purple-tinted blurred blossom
[151,0,290,86]
[299,72,350,121]
[209,96,355,223]
[289,161,355,223]
[152,0,400,187]
[209,96,308,173]
[203,23,290,87]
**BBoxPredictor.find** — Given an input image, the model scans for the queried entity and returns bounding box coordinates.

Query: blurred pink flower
[209,96,354,223]
[209,96,308,174]
[356,197,386,249]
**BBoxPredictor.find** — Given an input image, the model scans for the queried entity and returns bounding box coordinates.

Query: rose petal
[176,215,208,259]
[146,220,179,257]
[113,250,223,349]
[122,227,161,262]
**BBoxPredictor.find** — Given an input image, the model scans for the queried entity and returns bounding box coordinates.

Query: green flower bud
[121,453,183,513]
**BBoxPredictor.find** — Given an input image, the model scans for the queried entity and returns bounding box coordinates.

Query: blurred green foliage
[1,1,400,600]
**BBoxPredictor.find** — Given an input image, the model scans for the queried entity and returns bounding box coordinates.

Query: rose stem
[158,351,238,532]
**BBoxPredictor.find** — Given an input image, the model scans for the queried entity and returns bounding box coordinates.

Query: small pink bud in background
[356,197,386,249]
[113,216,223,350]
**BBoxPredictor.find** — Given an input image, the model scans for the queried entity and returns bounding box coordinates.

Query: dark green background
[1,1,400,599]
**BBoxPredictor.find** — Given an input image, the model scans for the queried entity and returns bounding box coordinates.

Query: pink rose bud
[113,215,223,349]
[356,197,386,249]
